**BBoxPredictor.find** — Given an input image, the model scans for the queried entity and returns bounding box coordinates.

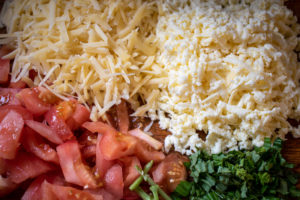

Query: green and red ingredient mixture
[0,45,300,200]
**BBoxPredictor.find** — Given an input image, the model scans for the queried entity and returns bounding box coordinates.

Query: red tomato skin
[152,152,189,193]
[116,99,129,133]
[0,88,22,106]
[6,151,55,184]
[83,122,137,160]
[96,134,114,178]
[17,88,51,116]
[45,107,73,141]
[135,142,165,164]
[41,181,102,200]
[0,105,33,122]
[121,156,141,187]
[0,110,24,159]
[9,80,27,89]
[25,120,63,145]
[56,140,97,188]
[22,127,59,164]
[104,164,124,200]
[71,103,90,129]
[0,58,9,84]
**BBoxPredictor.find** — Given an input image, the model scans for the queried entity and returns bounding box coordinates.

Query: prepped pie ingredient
[172,138,300,200]
[1,0,300,155]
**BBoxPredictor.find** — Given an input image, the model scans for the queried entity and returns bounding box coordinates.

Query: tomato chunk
[0,176,17,197]
[0,88,21,106]
[135,141,165,163]
[152,152,189,193]
[6,151,54,184]
[104,164,124,200]
[83,122,137,160]
[9,80,27,89]
[25,120,63,145]
[56,140,98,188]
[42,181,103,200]
[96,134,114,178]
[22,127,59,164]
[0,58,9,84]
[0,110,24,159]
[17,88,51,116]
[117,99,129,133]
[0,105,33,122]
[45,106,73,141]
[68,103,90,130]
[122,156,141,187]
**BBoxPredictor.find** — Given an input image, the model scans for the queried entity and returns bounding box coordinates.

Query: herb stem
[129,160,153,191]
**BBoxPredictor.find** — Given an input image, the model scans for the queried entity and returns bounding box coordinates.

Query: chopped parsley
[172,138,300,200]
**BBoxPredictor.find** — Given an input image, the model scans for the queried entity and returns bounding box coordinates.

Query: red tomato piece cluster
[0,53,187,200]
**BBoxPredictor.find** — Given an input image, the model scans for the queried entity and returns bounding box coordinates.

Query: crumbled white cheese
[154,0,300,154]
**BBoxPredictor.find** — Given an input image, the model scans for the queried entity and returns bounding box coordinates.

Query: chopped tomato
[0,110,24,159]
[9,80,27,89]
[128,128,163,150]
[121,156,141,187]
[17,88,51,116]
[22,127,59,164]
[0,88,21,106]
[117,99,129,133]
[0,176,17,197]
[123,189,140,200]
[135,141,165,163]
[6,151,54,184]
[67,103,90,130]
[86,188,115,200]
[0,105,33,122]
[45,106,74,141]
[25,120,63,144]
[56,101,76,120]
[21,173,65,200]
[41,181,102,200]
[56,140,98,188]
[82,122,137,160]
[104,164,124,200]
[35,87,59,104]
[96,134,114,178]
[152,152,189,193]
[0,58,9,84]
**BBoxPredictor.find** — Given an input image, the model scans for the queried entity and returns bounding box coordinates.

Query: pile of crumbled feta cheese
[1,0,300,155]
[151,0,300,154]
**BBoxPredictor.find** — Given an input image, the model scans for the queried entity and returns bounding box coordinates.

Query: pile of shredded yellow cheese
[1,0,300,155]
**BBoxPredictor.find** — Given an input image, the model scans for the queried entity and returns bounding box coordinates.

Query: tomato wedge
[0,110,24,159]
[6,151,55,184]
[135,141,165,163]
[0,105,33,122]
[25,120,63,145]
[22,127,59,164]
[104,164,124,200]
[96,134,114,178]
[45,106,74,141]
[56,140,98,188]
[0,88,21,106]
[17,88,51,116]
[67,103,90,130]
[82,122,137,160]
[41,181,103,200]
[122,156,141,187]
[117,99,129,133]
[9,80,27,89]
[152,152,189,193]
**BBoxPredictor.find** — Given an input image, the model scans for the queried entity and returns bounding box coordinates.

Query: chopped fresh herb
[129,160,172,200]
[172,138,300,200]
